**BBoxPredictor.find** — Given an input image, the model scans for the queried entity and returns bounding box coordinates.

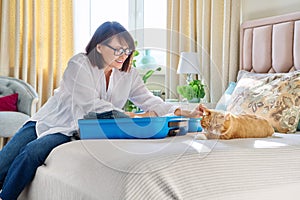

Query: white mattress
[19,132,300,200]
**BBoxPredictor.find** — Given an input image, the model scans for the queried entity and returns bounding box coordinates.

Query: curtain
[0,0,73,109]
[166,0,240,103]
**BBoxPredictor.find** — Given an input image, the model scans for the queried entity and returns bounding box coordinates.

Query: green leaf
[133,50,139,57]
[123,100,140,112]
[132,41,139,67]
[142,67,162,83]
[192,85,199,93]
[132,60,137,68]
[143,70,155,83]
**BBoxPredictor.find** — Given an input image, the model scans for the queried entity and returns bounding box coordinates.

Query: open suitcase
[78,116,189,139]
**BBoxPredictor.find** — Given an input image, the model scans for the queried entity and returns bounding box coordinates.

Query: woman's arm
[174,104,205,118]
[124,111,157,118]
[125,105,205,118]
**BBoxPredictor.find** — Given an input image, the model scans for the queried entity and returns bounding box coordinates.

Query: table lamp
[177,52,201,83]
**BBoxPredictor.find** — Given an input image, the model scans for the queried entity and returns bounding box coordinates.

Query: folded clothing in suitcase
[83,110,130,119]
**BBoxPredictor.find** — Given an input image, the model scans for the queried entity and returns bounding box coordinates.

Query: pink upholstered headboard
[240,12,300,73]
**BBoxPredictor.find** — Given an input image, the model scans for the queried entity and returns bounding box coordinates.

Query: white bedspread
[19,132,300,200]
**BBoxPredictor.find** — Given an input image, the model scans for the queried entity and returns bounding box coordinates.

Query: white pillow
[215,82,236,111]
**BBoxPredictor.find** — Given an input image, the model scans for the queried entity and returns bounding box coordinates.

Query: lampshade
[177,52,201,74]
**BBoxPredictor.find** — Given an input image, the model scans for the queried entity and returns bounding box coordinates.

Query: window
[142,0,167,73]
[73,0,129,54]
[90,1,129,31]
[73,0,167,73]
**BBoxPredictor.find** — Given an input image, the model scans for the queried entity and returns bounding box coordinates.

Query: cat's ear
[203,107,211,116]
[224,113,231,121]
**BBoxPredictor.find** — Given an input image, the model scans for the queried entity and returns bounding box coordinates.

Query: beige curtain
[0,0,73,109]
[166,0,240,103]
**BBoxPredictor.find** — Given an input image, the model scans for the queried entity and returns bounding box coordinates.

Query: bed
[19,12,300,200]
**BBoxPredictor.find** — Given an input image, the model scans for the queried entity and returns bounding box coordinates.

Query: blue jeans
[0,121,71,200]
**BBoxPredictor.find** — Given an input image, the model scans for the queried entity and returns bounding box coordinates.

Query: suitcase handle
[168,128,181,136]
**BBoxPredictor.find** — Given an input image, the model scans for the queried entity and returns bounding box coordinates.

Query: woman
[0,21,202,200]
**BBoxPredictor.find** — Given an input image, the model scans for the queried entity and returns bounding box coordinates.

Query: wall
[241,0,300,22]
[152,0,300,98]
[74,1,300,99]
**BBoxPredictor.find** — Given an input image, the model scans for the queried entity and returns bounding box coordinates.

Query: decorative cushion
[215,82,236,111]
[227,70,300,133]
[0,93,18,111]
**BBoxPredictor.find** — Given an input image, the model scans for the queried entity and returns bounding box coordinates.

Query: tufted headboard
[240,11,300,73]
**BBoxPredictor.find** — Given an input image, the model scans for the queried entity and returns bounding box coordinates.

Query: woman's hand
[174,104,206,118]
[195,104,207,116]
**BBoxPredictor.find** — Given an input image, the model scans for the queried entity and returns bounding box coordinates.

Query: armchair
[0,76,38,149]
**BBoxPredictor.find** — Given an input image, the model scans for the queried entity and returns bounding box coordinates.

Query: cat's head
[200,107,213,129]
[200,107,226,135]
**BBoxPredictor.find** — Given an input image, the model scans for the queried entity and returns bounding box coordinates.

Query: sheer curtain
[166,0,240,103]
[0,0,73,109]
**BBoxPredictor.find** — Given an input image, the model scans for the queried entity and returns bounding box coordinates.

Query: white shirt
[31,53,178,137]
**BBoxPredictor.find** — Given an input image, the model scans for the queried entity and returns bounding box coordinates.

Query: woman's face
[97,37,131,70]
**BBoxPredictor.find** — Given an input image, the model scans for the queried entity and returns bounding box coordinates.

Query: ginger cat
[200,107,274,139]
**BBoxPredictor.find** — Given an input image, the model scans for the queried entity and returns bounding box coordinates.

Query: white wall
[241,0,300,22]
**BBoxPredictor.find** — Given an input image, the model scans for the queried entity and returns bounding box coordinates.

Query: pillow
[0,93,18,111]
[215,82,236,111]
[227,71,300,133]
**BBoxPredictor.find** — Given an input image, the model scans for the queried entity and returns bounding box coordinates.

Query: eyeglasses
[105,44,132,56]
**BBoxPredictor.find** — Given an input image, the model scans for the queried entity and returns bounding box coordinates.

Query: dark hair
[85,21,135,72]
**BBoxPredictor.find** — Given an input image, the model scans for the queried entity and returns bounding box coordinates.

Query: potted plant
[177,79,205,103]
